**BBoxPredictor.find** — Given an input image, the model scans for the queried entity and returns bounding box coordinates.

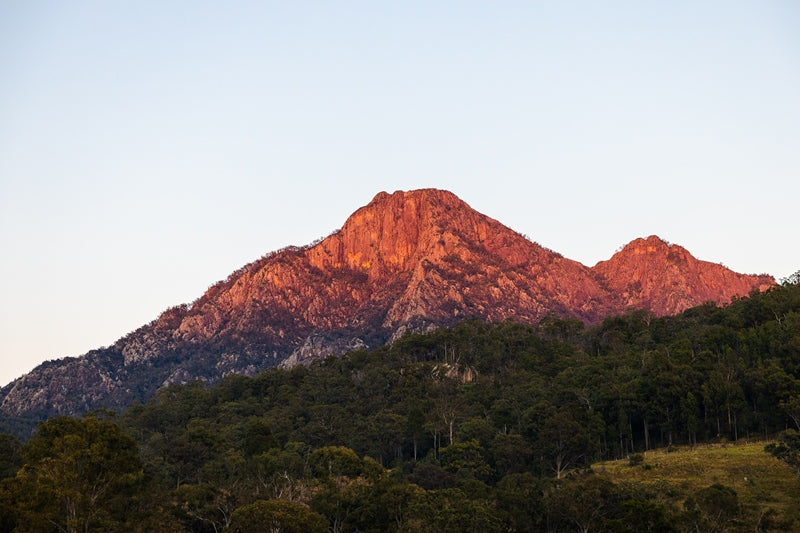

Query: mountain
[593,235,774,316]
[0,189,774,429]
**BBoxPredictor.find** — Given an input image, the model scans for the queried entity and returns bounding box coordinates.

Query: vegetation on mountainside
[0,276,798,531]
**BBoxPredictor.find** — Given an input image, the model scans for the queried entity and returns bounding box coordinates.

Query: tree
[781,270,800,287]
[309,476,363,533]
[407,488,503,533]
[308,446,363,480]
[489,398,516,434]
[544,474,620,533]
[173,482,236,532]
[780,396,800,431]
[242,418,279,456]
[439,440,492,481]
[531,407,594,479]
[253,448,309,501]
[368,410,406,466]
[495,473,545,531]
[684,483,739,532]
[680,392,700,446]
[406,406,428,461]
[491,433,533,476]
[766,429,800,473]
[407,463,456,490]
[231,499,327,533]
[616,499,678,532]
[434,387,461,447]
[11,415,144,532]
[0,433,23,479]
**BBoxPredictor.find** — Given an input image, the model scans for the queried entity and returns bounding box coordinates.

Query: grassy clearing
[593,441,800,530]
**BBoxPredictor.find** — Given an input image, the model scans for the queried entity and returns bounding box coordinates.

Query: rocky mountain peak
[592,235,774,316]
[305,188,516,279]
[0,189,776,427]
[620,234,671,252]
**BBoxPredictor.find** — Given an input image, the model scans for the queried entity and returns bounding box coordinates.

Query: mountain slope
[0,189,775,427]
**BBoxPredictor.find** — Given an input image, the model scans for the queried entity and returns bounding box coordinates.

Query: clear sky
[1,1,798,386]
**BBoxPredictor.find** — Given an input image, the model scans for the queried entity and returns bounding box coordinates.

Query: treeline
[0,279,799,531]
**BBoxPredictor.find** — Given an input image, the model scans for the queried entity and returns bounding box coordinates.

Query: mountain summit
[0,189,774,427]
[593,235,772,316]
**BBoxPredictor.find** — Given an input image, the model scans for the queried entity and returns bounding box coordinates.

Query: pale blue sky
[1,1,798,385]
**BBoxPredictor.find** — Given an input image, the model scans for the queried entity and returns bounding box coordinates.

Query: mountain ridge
[593,235,773,316]
[0,189,774,428]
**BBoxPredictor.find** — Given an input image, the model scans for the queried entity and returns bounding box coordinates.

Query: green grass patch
[593,442,800,531]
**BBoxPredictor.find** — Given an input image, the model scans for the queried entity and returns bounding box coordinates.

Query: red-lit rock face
[592,236,774,316]
[0,189,776,419]
[306,189,532,277]
[165,190,774,358]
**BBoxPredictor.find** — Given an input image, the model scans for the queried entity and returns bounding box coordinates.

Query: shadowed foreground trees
[3,415,145,532]
[766,429,800,473]
[230,499,327,533]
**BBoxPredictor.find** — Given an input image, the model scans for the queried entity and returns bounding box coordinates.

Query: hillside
[0,189,775,428]
[594,443,800,531]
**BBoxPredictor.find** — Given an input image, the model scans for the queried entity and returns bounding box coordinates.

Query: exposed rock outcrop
[592,236,774,316]
[0,189,775,427]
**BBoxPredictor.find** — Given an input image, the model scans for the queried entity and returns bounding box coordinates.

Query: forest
[1,276,799,532]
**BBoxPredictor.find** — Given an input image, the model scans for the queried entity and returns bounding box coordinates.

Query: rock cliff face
[0,189,775,428]
[592,236,774,316]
